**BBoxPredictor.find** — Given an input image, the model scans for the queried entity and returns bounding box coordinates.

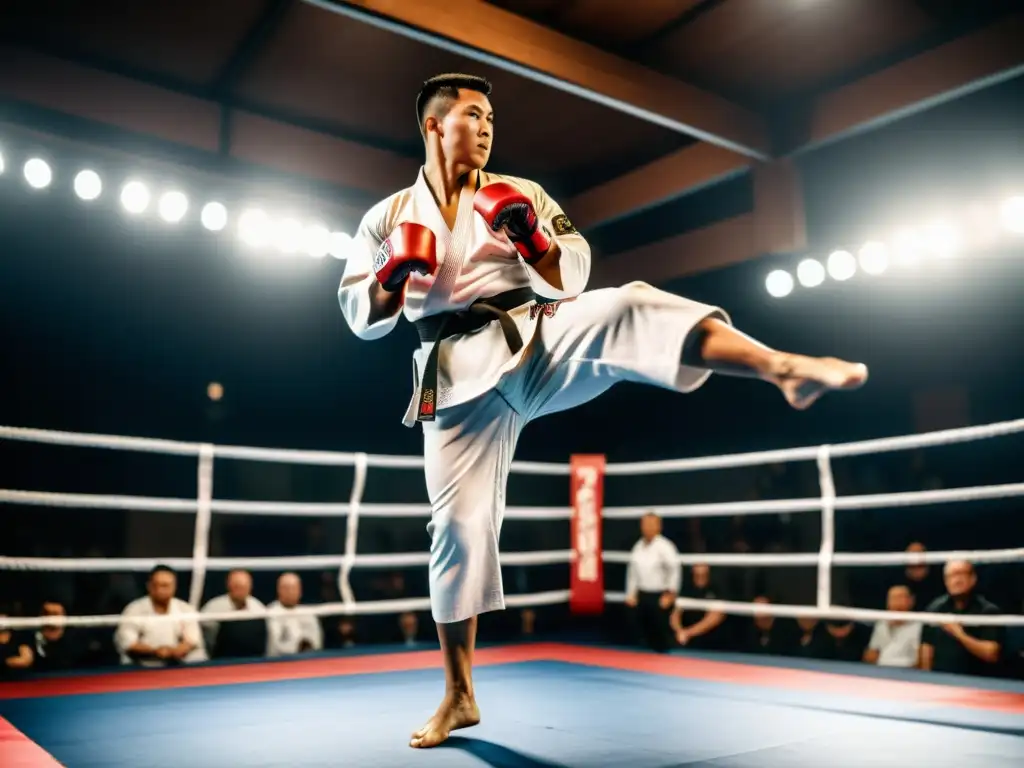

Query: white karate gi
[338,167,729,623]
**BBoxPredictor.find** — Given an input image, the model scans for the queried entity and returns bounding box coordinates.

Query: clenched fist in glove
[474,182,552,264]
[373,222,437,292]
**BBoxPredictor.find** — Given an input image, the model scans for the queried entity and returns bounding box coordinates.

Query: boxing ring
[2,419,1024,767]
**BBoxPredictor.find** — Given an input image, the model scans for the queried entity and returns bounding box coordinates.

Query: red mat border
[2,643,1022,715]
[0,717,63,768]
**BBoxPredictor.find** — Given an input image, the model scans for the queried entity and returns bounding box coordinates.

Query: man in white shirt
[624,513,681,652]
[200,569,267,659]
[115,565,207,667]
[864,585,922,668]
[266,572,323,657]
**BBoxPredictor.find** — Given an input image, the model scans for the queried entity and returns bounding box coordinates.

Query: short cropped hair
[149,564,176,580]
[415,73,492,139]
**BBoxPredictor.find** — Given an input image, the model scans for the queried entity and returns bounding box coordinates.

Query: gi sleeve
[337,198,403,340]
[522,180,591,300]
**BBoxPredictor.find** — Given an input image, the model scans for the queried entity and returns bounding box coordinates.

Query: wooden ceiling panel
[0,0,271,85]
[238,1,693,174]
[489,0,702,48]
[235,2,455,145]
[554,0,704,47]
[646,0,936,100]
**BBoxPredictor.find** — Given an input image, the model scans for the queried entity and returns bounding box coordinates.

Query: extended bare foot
[769,354,868,410]
[409,692,481,749]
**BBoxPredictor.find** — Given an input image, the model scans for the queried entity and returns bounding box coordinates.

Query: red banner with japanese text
[569,454,605,615]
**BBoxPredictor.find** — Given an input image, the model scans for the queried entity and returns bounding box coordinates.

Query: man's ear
[425,115,442,138]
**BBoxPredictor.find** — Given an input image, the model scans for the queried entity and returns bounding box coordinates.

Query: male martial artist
[337,73,867,748]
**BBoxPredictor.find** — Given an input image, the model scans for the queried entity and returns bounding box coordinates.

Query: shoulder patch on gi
[551,214,577,236]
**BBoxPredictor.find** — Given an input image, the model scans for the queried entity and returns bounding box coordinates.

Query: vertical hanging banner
[569,454,605,615]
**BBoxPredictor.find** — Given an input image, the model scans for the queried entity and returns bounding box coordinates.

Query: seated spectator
[0,608,34,679]
[821,620,871,663]
[399,612,420,647]
[115,565,207,668]
[267,572,323,657]
[672,564,726,650]
[33,599,83,673]
[921,560,1003,677]
[742,596,791,655]
[864,585,922,668]
[791,618,829,659]
[200,570,267,660]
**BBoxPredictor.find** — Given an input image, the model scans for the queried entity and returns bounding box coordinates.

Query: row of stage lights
[0,149,354,259]
[765,196,1024,298]
[5,145,1023,292]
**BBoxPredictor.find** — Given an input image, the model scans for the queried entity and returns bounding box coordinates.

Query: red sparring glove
[373,222,437,292]
[473,182,551,264]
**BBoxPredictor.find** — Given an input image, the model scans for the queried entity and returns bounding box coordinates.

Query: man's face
[227,571,252,604]
[752,596,773,630]
[691,564,710,589]
[886,586,914,613]
[41,601,66,640]
[437,89,493,169]
[148,571,176,605]
[277,575,301,608]
[905,542,928,581]
[640,514,660,540]
[944,560,975,598]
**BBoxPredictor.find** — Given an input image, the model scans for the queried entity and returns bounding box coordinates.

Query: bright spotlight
[827,250,857,281]
[858,241,888,275]
[238,208,271,247]
[23,158,52,189]
[207,382,224,402]
[328,232,353,259]
[73,170,102,201]
[891,228,922,265]
[921,219,959,257]
[158,191,189,223]
[302,224,331,258]
[121,181,150,214]
[1000,196,1024,234]
[963,202,997,246]
[765,270,794,298]
[200,202,228,232]
[274,218,305,254]
[0,150,5,175]
[796,258,825,288]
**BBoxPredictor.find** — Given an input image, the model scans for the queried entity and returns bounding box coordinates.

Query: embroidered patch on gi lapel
[529,302,562,320]
[551,214,577,236]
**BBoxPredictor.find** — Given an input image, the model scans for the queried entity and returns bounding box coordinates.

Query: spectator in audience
[338,619,357,649]
[624,512,680,652]
[33,599,82,673]
[399,612,420,647]
[864,585,922,668]
[0,607,34,679]
[267,572,323,657]
[672,564,726,650]
[920,560,1004,677]
[821,619,871,663]
[115,565,207,667]
[200,570,267,660]
[901,542,943,610]
[792,618,829,659]
[742,596,791,655]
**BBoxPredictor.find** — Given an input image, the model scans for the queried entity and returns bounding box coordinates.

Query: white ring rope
[2,417,1024,632]
[4,483,1023,519]
[0,591,573,631]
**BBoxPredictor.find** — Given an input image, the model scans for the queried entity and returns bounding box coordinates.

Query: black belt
[412,287,537,422]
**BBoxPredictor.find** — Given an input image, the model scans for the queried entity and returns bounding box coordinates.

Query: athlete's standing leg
[411,391,522,748]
